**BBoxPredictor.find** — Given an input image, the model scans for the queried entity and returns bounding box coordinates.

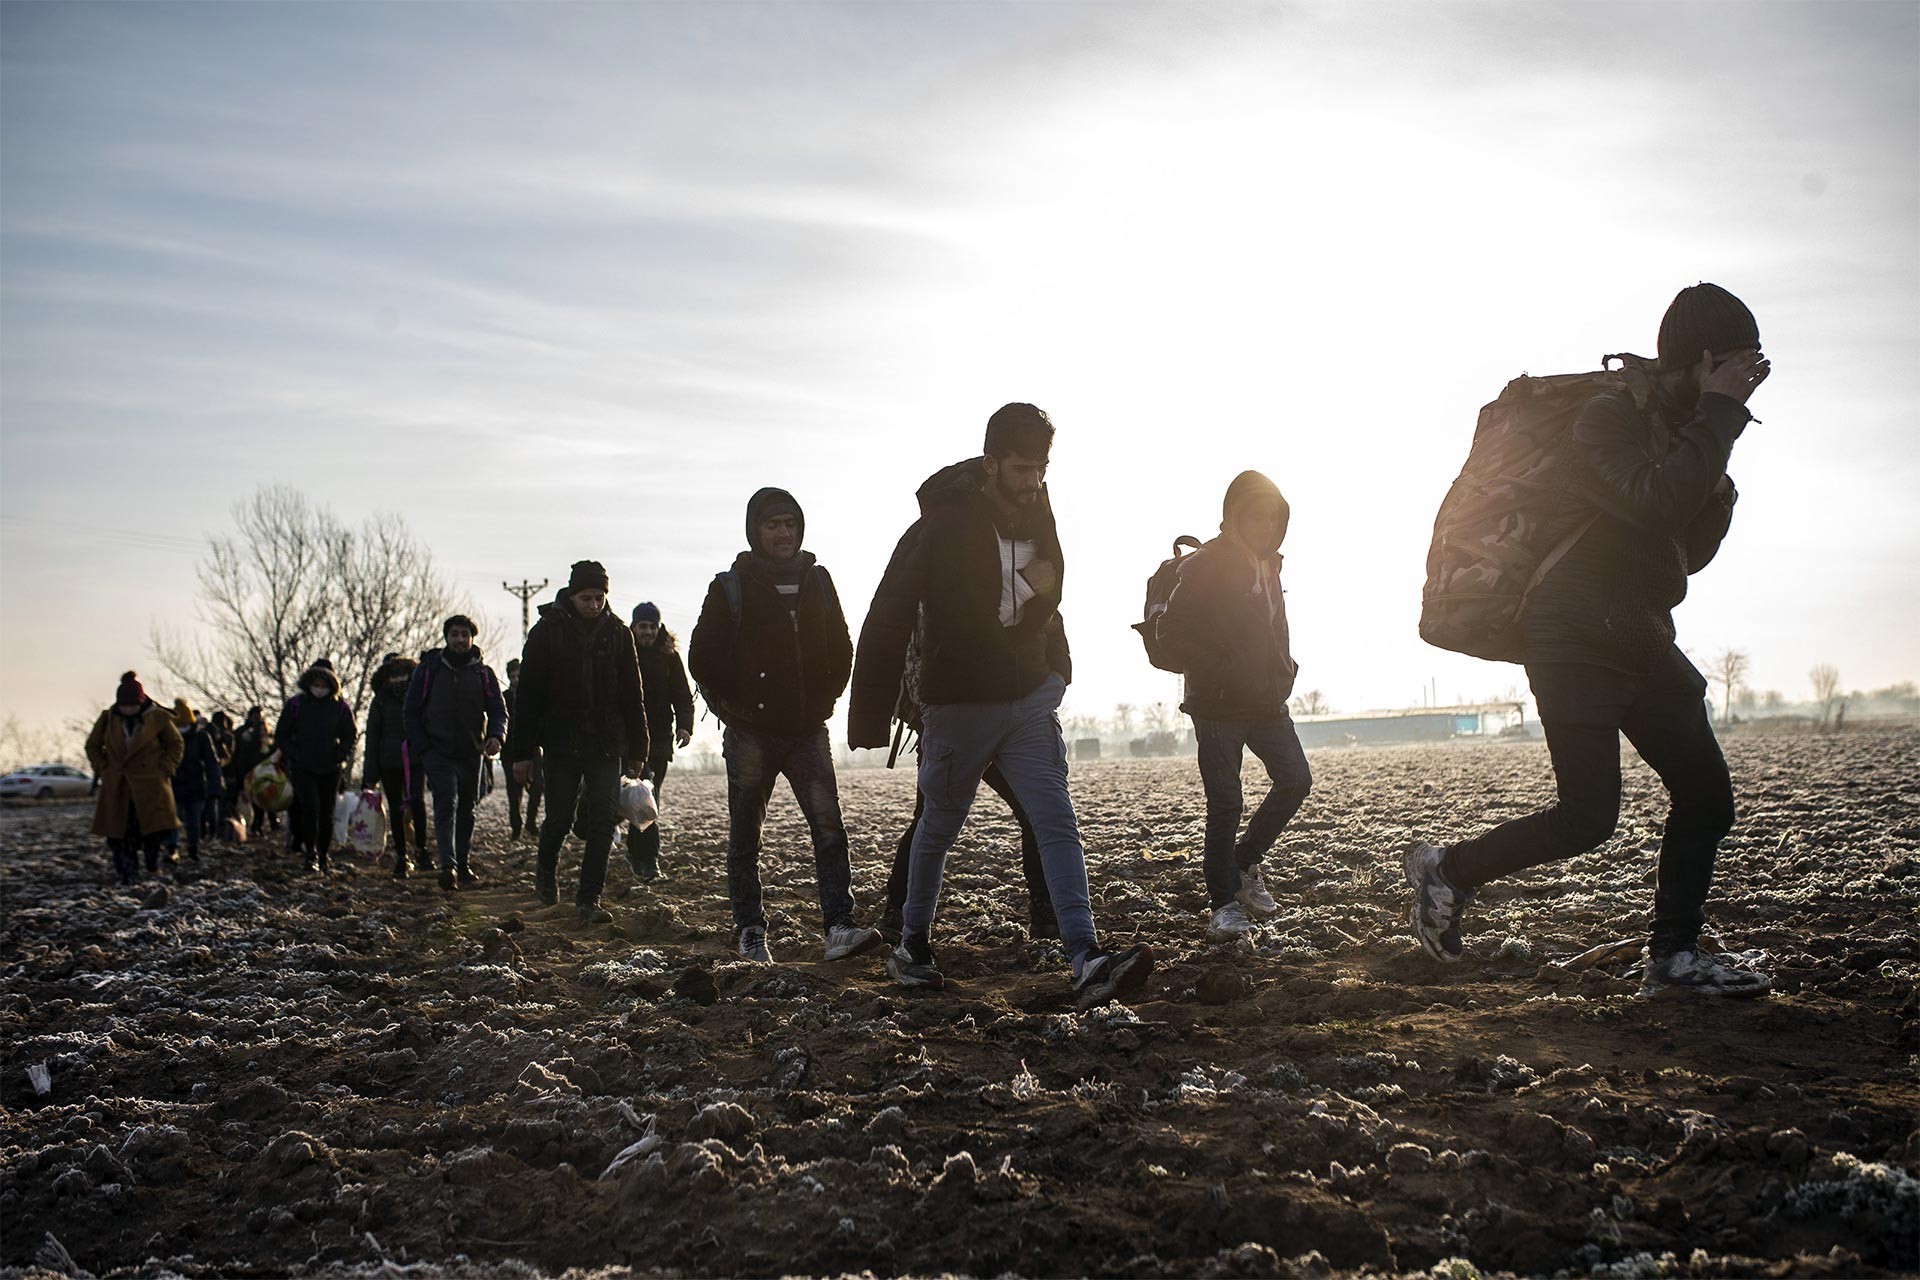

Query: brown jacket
[86,702,183,838]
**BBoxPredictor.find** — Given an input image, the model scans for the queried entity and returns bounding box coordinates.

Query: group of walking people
[84,283,1775,1006]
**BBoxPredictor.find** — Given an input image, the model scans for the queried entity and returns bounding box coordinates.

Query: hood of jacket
[419,644,485,669]
[745,486,805,556]
[917,456,1058,533]
[731,548,818,583]
[297,665,342,698]
[539,594,619,633]
[634,626,679,655]
[1221,469,1290,558]
[371,656,417,687]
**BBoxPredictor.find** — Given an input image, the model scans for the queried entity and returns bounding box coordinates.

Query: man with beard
[689,488,878,966]
[1404,283,1773,997]
[1155,471,1311,942]
[626,602,695,880]
[507,562,649,923]
[406,616,507,890]
[850,403,1152,1008]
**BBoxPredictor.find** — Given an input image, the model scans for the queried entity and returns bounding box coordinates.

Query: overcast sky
[3,0,1916,740]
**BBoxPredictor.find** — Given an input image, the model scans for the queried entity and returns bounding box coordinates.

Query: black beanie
[745,488,805,554]
[567,560,610,595]
[1657,284,1760,371]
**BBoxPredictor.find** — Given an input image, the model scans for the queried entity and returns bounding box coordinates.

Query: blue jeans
[1193,713,1313,909]
[904,674,1096,959]
[537,753,621,907]
[723,724,854,932]
[424,752,480,871]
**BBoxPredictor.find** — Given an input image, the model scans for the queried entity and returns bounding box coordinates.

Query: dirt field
[3,728,1916,1279]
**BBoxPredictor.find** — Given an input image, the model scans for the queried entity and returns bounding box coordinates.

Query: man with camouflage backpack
[1407,283,1772,997]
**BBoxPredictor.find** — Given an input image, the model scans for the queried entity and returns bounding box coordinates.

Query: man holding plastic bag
[404,615,508,891]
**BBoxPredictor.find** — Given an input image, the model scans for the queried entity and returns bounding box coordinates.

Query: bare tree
[1809,663,1842,728]
[1110,703,1135,738]
[1704,648,1750,726]
[154,486,470,716]
[0,711,96,772]
[1291,689,1331,716]
[1142,702,1174,734]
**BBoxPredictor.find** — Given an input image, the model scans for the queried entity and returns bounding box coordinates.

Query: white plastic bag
[332,792,356,845]
[618,777,658,829]
[345,788,388,855]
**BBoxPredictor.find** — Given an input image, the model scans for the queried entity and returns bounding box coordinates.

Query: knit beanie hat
[1657,284,1760,371]
[312,657,334,672]
[567,560,610,595]
[745,487,805,554]
[631,602,661,624]
[116,671,146,707]
[172,697,195,728]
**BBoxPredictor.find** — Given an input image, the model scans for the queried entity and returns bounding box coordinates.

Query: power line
[502,578,549,640]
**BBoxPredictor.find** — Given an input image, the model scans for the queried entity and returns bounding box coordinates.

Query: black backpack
[1132,536,1203,672]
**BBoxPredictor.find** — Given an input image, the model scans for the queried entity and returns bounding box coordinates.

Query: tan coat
[86,704,183,838]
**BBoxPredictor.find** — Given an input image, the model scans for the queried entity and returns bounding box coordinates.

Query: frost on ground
[2,728,1917,1278]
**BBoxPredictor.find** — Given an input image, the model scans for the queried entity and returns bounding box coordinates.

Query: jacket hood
[298,665,342,698]
[745,487,805,555]
[372,656,417,686]
[1221,469,1289,556]
[420,645,484,667]
[916,457,989,513]
[635,626,679,655]
[540,594,617,628]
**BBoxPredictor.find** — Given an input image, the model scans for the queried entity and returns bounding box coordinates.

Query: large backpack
[1132,535,1204,672]
[1418,353,1656,663]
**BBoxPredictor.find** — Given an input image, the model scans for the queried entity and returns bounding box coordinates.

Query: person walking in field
[273,661,358,873]
[229,705,275,834]
[689,488,879,965]
[405,615,508,891]
[502,659,543,841]
[850,403,1151,1007]
[506,561,649,923]
[86,671,184,884]
[170,698,224,863]
[1155,470,1312,943]
[363,655,430,877]
[626,602,695,881]
[1405,283,1773,997]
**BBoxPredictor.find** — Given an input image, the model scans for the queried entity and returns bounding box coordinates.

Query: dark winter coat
[505,594,648,763]
[1157,537,1299,722]
[230,720,271,782]
[635,629,696,759]
[274,665,357,774]
[849,459,1069,748]
[172,722,225,803]
[404,647,507,762]
[1521,385,1746,674]
[361,657,417,778]
[86,701,183,838]
[688,551,852,737]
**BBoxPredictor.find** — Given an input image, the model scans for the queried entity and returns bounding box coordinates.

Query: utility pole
[502,579,549,641]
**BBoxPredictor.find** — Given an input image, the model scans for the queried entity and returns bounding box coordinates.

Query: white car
[0,764,95,800]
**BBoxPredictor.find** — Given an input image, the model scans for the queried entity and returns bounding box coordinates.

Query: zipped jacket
[688,550,851,737]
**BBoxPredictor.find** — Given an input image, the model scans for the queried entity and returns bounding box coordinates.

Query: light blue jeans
[903,675,1096,958]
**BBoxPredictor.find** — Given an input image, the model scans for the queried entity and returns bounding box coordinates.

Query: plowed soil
[4,728,1917,1279]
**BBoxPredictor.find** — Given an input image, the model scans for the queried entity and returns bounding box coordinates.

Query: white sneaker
[1207,901,1254,942]
[737,926,772,963]
[823,922,882,962]
[1236,864,1280,917]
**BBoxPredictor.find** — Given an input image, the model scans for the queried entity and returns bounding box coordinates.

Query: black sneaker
[1072,945,1154,1010]
[1641,947,1772,999]
[438,869,456,891]
[391,857,408,880]
[575,902,612,925]
[1405,841,1474,962]
[301,856,317,875]
[886,933,944,990]
[456,866,478,890]
[535,882,558,907]
[1028,904,1061,941]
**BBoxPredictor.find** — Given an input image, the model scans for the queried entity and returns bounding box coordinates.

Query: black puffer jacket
[405,646,507,762]
[361,657,416,777]
[635,630,696,759]
[1158,541,1298,722]
[274,665,357,773]
[849,459,1068,747]
[688,552,852,737]
[1522,385,1747,673]
[505,594,648,763]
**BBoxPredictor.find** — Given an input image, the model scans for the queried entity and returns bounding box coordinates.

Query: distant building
[1294,702,1527,749]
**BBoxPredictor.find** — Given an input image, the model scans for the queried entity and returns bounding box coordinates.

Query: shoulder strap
[718,571,743,634]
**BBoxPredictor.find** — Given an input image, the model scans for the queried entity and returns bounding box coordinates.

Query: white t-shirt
[998,535,1038,627]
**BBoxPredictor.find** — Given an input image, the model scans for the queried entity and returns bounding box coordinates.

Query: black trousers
[378,766,429,866]
[506,761,543,836]
[884,760,1052,918]
[291,768,341,863]
[1441,647,1734,957]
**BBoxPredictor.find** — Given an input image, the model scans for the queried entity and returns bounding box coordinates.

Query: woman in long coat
[85,671,184,884]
